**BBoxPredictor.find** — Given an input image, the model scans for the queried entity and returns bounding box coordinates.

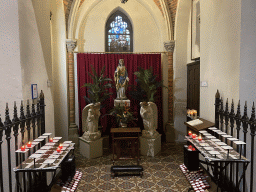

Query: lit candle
[59,144,63,149]
[57,147,61,153]
[21,145,26,151]
[188,131,192,136]
[49,138,53,142]
[198,135,202,141]
[193,110,197,118]
[27,141,32,147]
[192,134,197,139]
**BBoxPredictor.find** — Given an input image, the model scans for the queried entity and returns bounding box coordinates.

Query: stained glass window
[105,11,133,52]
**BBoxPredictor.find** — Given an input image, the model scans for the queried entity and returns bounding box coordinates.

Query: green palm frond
[82,65,113,105]
[130,66,167,102]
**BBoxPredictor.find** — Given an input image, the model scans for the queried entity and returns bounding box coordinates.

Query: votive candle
[49,138,53,142]
[198,135,202,141]
[194,110,197,118]
[27,141,32,147]
[188,131,192,136]
[57,147,61,153]
[192,134,197,139]
[59,144,63,149]
[21,145,26,151]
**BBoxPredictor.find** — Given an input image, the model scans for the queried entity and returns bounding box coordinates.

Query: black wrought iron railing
[215,90,256,192]
[0,90,45,192]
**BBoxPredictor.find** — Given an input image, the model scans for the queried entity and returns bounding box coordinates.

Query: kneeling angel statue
[140,101,160,138]
[82,102,101,141]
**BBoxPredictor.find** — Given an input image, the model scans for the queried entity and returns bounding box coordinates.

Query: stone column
[164,40,176,143]
[66,39,78,144]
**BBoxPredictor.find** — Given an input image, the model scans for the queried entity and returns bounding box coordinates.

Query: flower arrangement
[109,102,136,126]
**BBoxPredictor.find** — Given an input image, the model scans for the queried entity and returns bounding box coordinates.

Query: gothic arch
[68,0,172,45]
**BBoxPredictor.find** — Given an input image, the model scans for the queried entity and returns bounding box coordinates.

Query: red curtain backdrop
[77,53,163,135]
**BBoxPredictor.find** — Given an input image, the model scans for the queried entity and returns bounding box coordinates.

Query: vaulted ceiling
[63,0,178,38]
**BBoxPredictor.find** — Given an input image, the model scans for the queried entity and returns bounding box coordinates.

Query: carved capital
[66,39,77,52]
[164,40,175,52]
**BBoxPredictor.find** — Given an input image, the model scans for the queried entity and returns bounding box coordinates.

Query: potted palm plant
[82,65,113,105]
[81,65,113,134]
[129,66,167,138]
[129,66,167,102]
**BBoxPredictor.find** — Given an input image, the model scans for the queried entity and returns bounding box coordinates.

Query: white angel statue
[82,102,101,141]
[140,101,160,138]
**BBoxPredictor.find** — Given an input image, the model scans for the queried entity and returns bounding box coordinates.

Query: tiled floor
[74,142,216,192]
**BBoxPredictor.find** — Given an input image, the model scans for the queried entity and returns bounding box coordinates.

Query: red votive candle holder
[27,141,32,147]
[57,147,61,153]
[49,138,53,142]
[198,135,202,141]
[21,145,26,151]
[192,134,197,139]
[188,131,192,136]
[59,144,63,149]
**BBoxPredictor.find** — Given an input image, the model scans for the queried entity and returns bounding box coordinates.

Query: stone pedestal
[140,134,161,157]
[114,99,130,107]
[82,131,101,141]
[79,137,103,159]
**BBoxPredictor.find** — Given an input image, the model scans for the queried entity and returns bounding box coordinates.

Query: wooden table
[184,118,215,134]
[110,127,141,165]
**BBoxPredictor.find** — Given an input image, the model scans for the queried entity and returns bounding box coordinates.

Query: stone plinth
[79,137,103,159]
[82,131,101,141]
[114,99,130,107]
[140,134,161,157]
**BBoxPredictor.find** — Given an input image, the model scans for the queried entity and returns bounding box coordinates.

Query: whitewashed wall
[0,0,22,191]
[75,0,163,52]
[200,0,241,122]
[0,0,22,114]
[50,0,69,140]
[174,0,241,142]
[19,0,55,136]
[240,0,256,191]
[173,0,191,141]
[240,0,256,113]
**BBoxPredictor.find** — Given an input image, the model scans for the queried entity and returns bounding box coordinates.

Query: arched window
[105,11,133,52]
